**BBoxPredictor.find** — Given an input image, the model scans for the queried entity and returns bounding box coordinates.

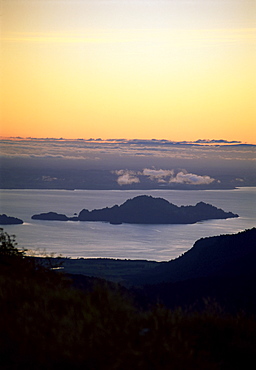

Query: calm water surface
[0,188,255,261]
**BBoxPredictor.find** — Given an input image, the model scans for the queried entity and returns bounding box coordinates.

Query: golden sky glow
[1,0,256,143]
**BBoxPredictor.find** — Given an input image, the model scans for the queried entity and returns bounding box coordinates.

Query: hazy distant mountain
[31,195,238,224]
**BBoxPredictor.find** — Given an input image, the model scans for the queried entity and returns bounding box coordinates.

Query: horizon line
[1,136,255,147]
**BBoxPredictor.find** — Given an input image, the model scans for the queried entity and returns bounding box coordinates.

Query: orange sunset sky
[1,0,256,143]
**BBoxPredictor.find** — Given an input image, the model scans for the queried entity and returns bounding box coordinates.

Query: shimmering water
[0,188,255,261]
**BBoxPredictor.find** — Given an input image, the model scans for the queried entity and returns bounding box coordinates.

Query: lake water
[0,188,255,261]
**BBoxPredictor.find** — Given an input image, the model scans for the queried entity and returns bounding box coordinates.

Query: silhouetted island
[31,195,238,224]
[0,214,23,225]
[32,212,69,221]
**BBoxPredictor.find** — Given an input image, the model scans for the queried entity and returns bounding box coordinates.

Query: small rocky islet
[0,214,23,225]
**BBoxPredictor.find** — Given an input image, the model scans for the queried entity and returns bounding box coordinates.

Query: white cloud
[169,171,215,185]
[114,170,140,186]
[142,168,174,182]
[114,168,215,186]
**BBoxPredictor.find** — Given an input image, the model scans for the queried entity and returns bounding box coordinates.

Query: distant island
[31,195,238,224]
[0,214,23,225]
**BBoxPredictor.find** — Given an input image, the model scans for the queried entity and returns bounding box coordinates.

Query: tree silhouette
[0,228,26,265]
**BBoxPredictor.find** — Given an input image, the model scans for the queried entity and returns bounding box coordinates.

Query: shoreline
[35,256,160,285]
[0,186,244,191]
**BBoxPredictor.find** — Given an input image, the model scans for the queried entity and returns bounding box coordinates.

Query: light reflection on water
[0,188,255,261]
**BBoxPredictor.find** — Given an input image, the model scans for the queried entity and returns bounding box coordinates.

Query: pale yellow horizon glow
[1,0,256,143]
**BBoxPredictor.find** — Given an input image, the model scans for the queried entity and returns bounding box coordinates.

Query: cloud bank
[114,168,215,186]
[1,138,255,189]
[0,137,255,163]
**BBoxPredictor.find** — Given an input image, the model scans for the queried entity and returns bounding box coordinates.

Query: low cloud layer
[1,138,255,165]
[114,168,215,186]
[1,138,255,189]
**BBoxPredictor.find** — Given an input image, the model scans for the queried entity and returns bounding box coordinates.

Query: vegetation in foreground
[1,228,256,369]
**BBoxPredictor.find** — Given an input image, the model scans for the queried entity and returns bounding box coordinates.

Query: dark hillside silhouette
[129,228,256,312]
[133,228,256,285]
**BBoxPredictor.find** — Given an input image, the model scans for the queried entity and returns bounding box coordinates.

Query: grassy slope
[1,228,256,369]
[2,260,256,369]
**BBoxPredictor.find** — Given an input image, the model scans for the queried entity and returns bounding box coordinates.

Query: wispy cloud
[3,28,255,46]
[194,139,241,145]
[0,138,255,164]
